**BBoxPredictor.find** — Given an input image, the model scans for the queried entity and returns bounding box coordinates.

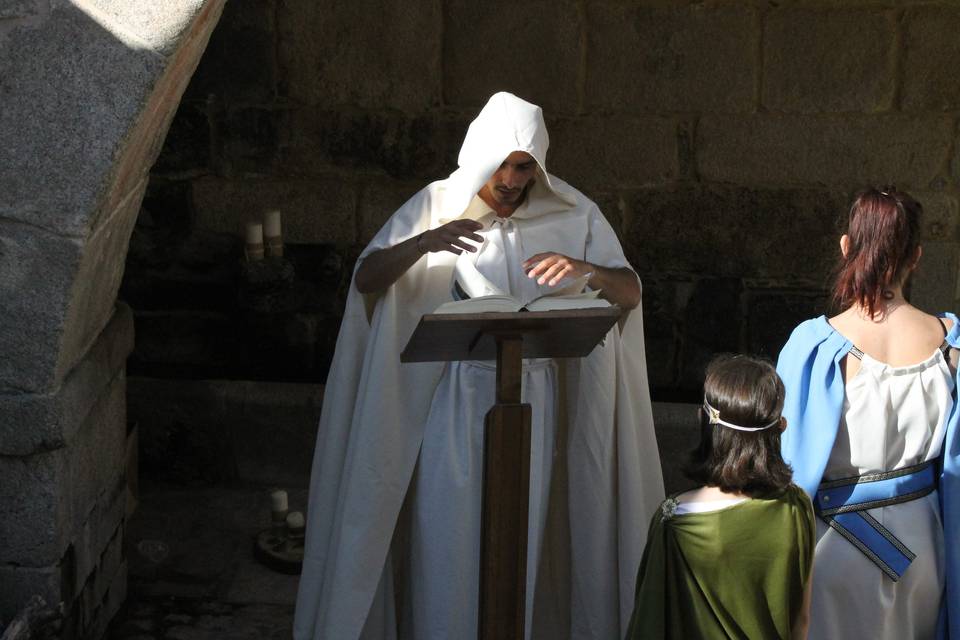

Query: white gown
[809,347,953,639]
[409,212,560,640]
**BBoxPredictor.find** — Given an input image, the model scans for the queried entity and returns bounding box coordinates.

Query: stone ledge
[0,303,134,456]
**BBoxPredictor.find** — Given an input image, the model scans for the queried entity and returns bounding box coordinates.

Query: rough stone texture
[0,3,164,236]
[0,304,134,456]
[745,289,830,359]
[912,242,959,313]
[585,4,757,113]
[0,371,126,568]
[626,187,844,281]
[358,179,427,244]
[279,109,452,181]
[184,0,275,106]
[0,182,138,394]
[0,566,59,624]
[442,0,581,114]
[191,176,358,245]
[697,115,954,188]
[902,7,960,111]
[128,378,322,488]
[277,0,440,112]
[79,0,207,56]
[763,8,895,113]
[548,116,679,189]
[638,278,682,392]
[651,402,698,496]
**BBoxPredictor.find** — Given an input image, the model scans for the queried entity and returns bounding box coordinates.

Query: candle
[246,222,263,244]
[286,511,305,530]
[263,210,282,238]
[245,222,264,261]
[270,489,288,513]
[263,210,284,258]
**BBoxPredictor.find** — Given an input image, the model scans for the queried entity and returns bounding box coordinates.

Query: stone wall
[0,1,225,637]
[131,0,960,401]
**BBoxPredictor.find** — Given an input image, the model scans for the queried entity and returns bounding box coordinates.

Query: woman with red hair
[777,187,959,639]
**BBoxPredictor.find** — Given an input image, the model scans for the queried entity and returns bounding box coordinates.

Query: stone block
[637,278,679,392]
[548,116,678,190]
[0,221,81,393]
[911,242,959,313]
[184,0,274,104]
[745,289,829,360]
[442,0,581,114]
[277,0,440,111]
[651,402,699,496]
[679,278,743,391]
[79,0,211,57]
[763,8,895,112]
[358,179,427,245]
[279,109,449,181]
[58,185,143,390]
[913,191,960,242]
[902,7,960,111]
[0,2,164,236]
[128,378,322,488]
[0,566,60,623]
[626,186,844,282]
[0,185,138,394]
[697,115,953,188]
[216,107,279,177]
[0,303,134,456]
[129,311,242,377]
[0,370,127,567]
[585,4,757,113]
[191,176,357,245]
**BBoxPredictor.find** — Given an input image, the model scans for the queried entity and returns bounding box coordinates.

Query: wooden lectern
[401,307,622,640]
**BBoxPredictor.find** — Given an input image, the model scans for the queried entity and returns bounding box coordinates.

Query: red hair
[832,187,922,318]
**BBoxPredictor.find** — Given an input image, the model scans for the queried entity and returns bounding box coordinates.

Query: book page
[433,294,523,315]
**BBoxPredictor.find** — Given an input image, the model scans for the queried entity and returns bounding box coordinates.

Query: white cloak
[293,92,664,640]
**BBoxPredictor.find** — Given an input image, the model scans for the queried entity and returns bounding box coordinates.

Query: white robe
[293,92,664,640]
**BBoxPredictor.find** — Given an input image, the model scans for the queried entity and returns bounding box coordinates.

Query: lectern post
[400,308,621,640]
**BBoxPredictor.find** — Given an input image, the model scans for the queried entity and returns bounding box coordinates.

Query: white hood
[439,92,576,219]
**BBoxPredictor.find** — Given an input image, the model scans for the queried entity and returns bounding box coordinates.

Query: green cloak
[626,484,815,640]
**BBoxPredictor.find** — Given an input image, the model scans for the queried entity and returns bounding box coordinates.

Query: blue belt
[814,461,936,581]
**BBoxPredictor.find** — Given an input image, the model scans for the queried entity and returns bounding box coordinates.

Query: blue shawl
[776,314,960,639]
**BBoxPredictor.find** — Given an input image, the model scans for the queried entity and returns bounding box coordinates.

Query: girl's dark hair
[684,354,793,498]
[832,187,922,318]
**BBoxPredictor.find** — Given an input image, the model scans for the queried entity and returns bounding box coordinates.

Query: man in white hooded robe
[293,92,664,640]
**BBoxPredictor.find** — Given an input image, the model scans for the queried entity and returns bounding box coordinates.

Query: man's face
[480,151,538,209]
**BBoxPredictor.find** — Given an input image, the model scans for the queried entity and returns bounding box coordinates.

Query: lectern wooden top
[400,307,622,363]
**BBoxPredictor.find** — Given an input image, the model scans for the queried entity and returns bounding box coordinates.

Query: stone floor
[108,484,309,640]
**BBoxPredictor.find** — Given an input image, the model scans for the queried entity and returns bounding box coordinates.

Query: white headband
[703,397,781,432]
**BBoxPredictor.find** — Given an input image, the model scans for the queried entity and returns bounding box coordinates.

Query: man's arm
[354,219,484,294]
[522,252,641,309]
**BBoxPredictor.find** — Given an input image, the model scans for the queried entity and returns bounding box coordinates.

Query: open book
[432,255,610,315]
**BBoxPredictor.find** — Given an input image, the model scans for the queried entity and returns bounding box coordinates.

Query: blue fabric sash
[815,462,936,581]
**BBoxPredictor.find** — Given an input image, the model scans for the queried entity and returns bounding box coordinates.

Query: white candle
[270,489,288,513]
[286,511,305,530]
[263,210,282,238]
[245,222,263,244]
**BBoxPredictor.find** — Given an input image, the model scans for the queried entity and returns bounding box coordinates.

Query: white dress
[408,210,561,640]
[809,346,953,639]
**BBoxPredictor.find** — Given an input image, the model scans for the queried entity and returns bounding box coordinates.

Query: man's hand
[523,251,641,309]
[523,252,592,287]
[420,219,484,255]
[355,219,484,294]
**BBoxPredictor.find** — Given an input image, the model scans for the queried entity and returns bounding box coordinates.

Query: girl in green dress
[626,355,815,640]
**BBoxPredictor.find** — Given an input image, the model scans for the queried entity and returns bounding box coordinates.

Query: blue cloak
[776,314,960,639]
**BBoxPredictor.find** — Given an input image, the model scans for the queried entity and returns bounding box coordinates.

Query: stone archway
[0,2,226,637]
